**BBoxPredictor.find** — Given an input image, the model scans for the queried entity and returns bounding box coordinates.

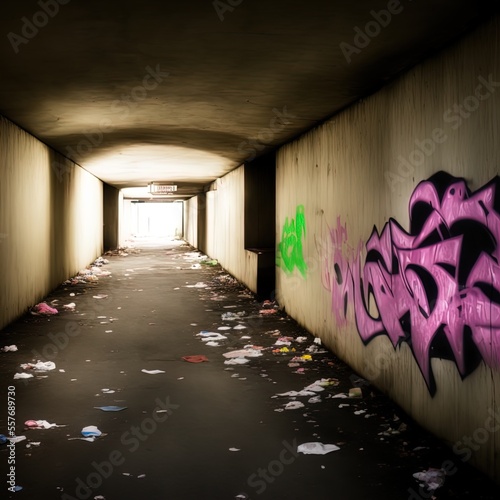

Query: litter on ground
[198,333,227,342]
[223,348,262,358]
[20,361,56,371]
[8,436,27,444]
[30,303,58,315]
[94,406,128,412]
[1,345,18,352]
[182,355,209,363]
[224,358,250,365]
[25,420,65,429]
[349,387,363,398]
[413,468,447,492]
[221,311,246,321]
[297,442,340,455]
[284,401,305,410]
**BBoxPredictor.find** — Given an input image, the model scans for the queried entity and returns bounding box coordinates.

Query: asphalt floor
[1,240,500,500]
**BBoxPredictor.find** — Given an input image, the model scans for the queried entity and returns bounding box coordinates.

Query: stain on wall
[277,204,308,277]
[323,172,500,394]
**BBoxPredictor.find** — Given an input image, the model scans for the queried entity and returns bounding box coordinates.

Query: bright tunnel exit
[122,199,183,246]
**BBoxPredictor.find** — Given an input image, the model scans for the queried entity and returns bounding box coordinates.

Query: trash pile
[26,256,113,320]
[62,256,112,285]
[221,311,246,321]
[259,299,279,315]
[104,247,140,257]
[181,250,215,269]
[272,378,340,411]
[211,272,241,291]
[412,467,447,492]
[14,360,56,380]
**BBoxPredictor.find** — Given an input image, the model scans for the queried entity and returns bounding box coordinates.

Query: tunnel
[1,1,500,498]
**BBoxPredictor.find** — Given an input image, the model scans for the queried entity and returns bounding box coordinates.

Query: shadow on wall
[322,171,500,395]
[245,153,276,298]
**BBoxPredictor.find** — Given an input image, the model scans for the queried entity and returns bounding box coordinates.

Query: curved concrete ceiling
[0,0,497,199]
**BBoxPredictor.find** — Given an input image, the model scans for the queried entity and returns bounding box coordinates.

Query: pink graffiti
[323,173,500,390]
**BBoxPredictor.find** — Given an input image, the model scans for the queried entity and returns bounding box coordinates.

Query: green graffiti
[277,205,307,277]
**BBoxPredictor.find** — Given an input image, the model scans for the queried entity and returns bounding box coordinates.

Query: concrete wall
[120,199,133,246]
[184,158,276,296]
[117,189,124,247]
[276,15,500,482]
[206,166,258,292]
[183,167,259,292]
[0,115,103,330]
[184,196,200,250]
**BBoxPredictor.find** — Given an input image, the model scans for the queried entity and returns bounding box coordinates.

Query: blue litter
[94,406,127,412]
[197,330,214,336]
[0,434,7,444]
[81,425,102,437]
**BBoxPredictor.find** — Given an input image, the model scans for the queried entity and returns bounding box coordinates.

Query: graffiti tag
[323,172,500,393]
[277,205,308,277]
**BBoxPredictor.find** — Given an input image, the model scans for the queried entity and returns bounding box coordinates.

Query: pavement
[1,240,500,500]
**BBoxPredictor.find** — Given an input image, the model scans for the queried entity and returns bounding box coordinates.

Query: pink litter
[259,309,277,315]
[182,355,209,363]
[30,303,58,316]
